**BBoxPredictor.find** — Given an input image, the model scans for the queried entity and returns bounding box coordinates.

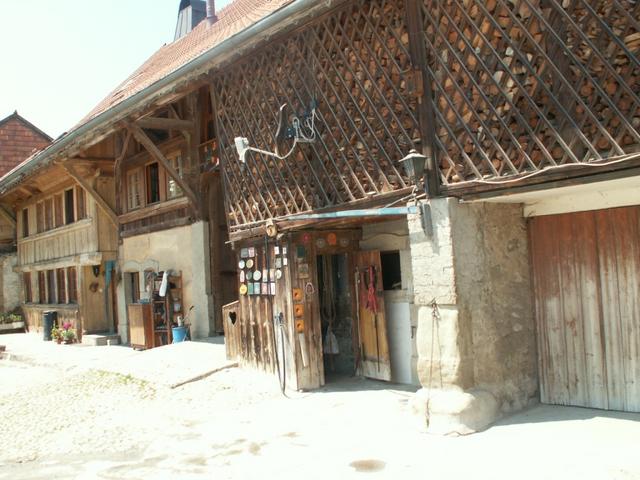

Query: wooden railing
[18,219,97,266]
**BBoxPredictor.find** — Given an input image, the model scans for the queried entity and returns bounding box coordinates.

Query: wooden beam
[0,205,16,227]
[126,123,199,209]
[61,162,119,227]
[115,131,132,216]
[136,117,194,131]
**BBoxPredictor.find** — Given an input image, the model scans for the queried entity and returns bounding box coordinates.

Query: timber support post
[405,0,439,198]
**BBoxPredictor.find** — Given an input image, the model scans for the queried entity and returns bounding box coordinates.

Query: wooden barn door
[355,251,391,381]
[530,206,640,412]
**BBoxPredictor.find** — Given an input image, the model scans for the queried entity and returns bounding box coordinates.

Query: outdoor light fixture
[234,137,250,166]
[399,149,427,186]
[92,265,101,278]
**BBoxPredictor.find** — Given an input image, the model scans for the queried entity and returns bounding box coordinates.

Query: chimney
[206,0,218,25]
[174,0,207,40]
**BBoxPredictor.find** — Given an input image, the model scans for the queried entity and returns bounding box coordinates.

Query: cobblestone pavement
[2,344,640,480]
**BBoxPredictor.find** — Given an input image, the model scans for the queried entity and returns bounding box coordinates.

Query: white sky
[0,0,232,138]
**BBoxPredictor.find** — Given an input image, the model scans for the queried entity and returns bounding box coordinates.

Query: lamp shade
[399,149,427,184]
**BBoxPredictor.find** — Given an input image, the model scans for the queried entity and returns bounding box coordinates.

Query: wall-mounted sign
[238,260,246,269]
[298,263,310,279]
[239,284,248,295]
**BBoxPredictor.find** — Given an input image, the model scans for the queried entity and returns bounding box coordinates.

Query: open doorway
[316,254,355,382]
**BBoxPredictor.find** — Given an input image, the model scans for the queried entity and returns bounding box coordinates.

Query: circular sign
[238,260,246,269]
[246,259,254,269]
[239,284,248,295]
[253,270,262,281]
[339,237,350,247]
[316,237,327,249]
[275,269,283,280]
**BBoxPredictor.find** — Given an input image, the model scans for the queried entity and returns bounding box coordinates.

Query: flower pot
[56,338,62,344]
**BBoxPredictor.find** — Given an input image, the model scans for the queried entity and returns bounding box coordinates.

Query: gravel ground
[2,354,640,480]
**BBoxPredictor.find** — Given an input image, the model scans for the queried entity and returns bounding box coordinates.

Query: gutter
[0,0,342,195]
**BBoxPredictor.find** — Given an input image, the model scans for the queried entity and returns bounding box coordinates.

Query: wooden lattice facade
[212,0,639,236]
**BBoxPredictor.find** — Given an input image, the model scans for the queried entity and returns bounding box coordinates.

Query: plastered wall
[117,221,213,341]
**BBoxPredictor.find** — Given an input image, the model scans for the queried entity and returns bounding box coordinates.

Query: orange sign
[294,304,305,317]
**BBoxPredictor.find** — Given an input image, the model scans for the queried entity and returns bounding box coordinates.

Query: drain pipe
[206,0,218,25]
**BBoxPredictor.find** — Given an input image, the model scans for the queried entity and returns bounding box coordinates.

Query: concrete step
[81,334,121,346]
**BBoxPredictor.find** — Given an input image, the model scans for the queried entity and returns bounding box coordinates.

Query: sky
[0,0,232,139]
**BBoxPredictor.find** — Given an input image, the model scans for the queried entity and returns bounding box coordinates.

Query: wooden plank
[530,215,569,405]
[61,162,118,228]
[136,117,194,131]
[127,123,199,210]
[595,208,626,411]
[354,250,391,381]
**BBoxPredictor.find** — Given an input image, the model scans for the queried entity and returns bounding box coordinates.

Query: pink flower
[62,322,72,330]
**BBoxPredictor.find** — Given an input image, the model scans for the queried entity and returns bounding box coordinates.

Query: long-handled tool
[365,265,381,372]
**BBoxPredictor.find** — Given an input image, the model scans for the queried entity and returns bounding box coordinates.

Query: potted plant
[61,322,77,344]
[51,326,63,344]
[0,312,25,333]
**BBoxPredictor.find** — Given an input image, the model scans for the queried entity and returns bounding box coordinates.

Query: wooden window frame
[23,272,32,303]
[126,168,143,211]
[56,268,67,304]
[54,194,64,228]
[145,162,161,205]
[67,267,78,304]
[37,271,46,304]
[46,270,56,304]
[44,198,54,231]
[36,202,45,233]
[22,208,29,238]
[166,153,184,200]
[64,188,75,225]
[76,186,86,220]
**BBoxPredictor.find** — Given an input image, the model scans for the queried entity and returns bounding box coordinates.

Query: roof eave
[0,0,343,197]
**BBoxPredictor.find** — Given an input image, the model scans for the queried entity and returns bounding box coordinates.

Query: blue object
[172,326,189,343]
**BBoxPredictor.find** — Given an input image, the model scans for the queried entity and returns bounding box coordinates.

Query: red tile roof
[81,0,293,125]
[0,113,51,177]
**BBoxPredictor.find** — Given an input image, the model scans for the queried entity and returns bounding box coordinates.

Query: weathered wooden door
[530,206,640,412]
[355,251,391,381]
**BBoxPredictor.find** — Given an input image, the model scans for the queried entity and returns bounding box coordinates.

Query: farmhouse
[0,0,638,434]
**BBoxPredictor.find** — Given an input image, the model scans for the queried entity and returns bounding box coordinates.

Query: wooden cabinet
[128,303,153,350]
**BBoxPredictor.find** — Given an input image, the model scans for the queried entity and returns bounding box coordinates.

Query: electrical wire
[242,108,318,162]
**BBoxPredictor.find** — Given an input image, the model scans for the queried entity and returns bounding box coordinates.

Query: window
[46,270,56,304]
[146,162,160,204]
[44,198,54,231]
[37,271,46,304]
[67,267,77,304]
[56,269,66,304]
[36,202,44,233]
[76,187,86,220]
[23,273,32,303]
[22,209,29,238]
[167,155,183,199]
[54,194,64,228]
[65,189,75,224]
[129,272,140,303]
[127,169,142,210]
[381,251,402,291]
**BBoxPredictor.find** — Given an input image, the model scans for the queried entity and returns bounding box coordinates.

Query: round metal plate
[246,259,254,269]
[238,260,246,269]
[253,270,262,281]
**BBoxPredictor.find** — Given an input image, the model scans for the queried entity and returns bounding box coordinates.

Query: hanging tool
[364,265,381,372]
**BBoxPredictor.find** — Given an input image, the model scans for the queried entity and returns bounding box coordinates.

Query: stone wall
[1,254,20,312]
[408,198,538,434]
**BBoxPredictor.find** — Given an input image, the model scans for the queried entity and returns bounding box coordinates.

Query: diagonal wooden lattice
[212,0,419,233]
[422,0,640,186]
